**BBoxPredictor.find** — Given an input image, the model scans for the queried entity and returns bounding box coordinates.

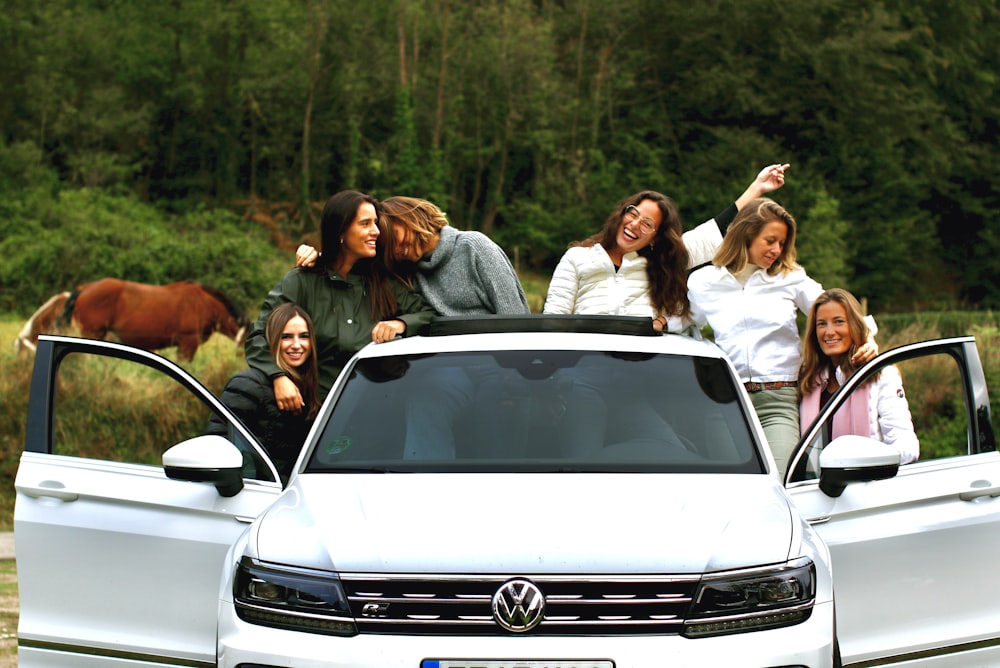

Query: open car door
[14,336,285,668]
[785,337,1000,666]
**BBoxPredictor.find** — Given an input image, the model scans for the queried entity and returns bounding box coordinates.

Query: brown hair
[266,302,321,420]
[798,288,874,402]
[713,197,800,276]
[576,191,691,317]
[316,189,398,320]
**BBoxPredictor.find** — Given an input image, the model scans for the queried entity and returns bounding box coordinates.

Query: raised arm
[686,164,791,267]
[735,163,790,211]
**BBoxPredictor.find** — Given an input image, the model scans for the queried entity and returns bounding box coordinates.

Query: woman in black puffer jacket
[206,303,320,483]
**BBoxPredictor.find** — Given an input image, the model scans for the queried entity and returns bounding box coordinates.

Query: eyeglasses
[623,205,657,235]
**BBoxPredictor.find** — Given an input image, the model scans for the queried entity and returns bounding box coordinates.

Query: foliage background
[0,0,997,316]
[0,3,996,647]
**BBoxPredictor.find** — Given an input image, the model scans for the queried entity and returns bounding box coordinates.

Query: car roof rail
[422,314,658,337]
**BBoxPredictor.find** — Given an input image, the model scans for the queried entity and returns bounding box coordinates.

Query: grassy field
[0,560,15,666]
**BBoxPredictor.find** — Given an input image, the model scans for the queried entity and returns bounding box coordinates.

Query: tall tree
[301,0,330,228]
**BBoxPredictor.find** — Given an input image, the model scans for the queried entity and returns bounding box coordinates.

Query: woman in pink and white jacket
[798,288,919,464]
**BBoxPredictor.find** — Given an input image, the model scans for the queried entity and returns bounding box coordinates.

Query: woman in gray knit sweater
[297,196,529,316]
[296,196,530,459]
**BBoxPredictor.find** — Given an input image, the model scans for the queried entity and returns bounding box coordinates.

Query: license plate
[422,662,614,668]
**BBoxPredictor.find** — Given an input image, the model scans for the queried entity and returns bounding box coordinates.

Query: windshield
[307,350,762,473]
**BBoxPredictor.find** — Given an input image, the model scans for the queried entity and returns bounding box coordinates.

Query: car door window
[792,348,978,481]
[52,350,275,481]
[893,352,973,459]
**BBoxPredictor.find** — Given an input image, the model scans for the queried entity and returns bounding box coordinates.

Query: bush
[0,188,289,316]
[876,311,999,340]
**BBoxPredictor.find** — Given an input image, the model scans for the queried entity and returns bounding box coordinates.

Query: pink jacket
[800,366,919,465]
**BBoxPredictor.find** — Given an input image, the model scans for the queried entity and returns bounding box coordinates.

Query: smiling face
[277,315,312,369]
[340,202,380,265]
[815,301,853,364]
[615,199,662,254]
[747,220,788,269]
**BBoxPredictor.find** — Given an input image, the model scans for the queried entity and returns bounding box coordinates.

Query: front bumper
[218,599,835,668]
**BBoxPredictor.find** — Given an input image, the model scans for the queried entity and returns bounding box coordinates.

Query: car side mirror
[818,434,900,498]
[163,435,245,497]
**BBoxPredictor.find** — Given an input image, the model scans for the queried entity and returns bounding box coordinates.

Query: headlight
[683,557,815,637]
[234,557,357,636]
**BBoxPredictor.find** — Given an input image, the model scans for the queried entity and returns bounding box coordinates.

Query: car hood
[249,473,796,574]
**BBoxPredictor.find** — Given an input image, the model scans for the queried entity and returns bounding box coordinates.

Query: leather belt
[744,380,797,393]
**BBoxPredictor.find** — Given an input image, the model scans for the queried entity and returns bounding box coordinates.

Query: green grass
[0,559,16,663]
[518,267,551,313]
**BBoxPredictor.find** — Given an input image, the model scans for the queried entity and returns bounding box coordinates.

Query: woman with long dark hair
[208,303,321,482]
[543,164,789,332]
[245,190,434,407]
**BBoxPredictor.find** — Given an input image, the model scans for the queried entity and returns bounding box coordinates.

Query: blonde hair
[713,198,800,276]
[382,196,448,251]
[379,196,449,287]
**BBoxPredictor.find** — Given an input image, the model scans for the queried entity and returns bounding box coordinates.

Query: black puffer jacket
[206,368,312,482]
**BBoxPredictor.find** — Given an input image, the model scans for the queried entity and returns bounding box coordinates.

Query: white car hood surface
[250,473,796,574]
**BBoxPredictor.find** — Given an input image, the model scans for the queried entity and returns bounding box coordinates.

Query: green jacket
[245,267,434,397]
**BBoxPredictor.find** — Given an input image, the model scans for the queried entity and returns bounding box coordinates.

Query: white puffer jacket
[801,365,920,465]
[543,219,723,328]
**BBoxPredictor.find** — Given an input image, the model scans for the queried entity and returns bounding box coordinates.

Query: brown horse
[62,278,251,362]
[14,291,74,354]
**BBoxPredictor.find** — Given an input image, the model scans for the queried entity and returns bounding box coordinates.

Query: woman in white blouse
[687,198,877,475]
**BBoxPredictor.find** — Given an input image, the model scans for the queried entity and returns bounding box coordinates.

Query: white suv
[14,315,1000,668]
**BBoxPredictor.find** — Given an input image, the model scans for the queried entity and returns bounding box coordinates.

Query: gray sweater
[416,226,530,315]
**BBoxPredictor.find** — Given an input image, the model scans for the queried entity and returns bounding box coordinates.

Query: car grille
[341,574,699,635]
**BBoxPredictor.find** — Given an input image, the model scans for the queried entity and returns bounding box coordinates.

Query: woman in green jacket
[245,190,434,410]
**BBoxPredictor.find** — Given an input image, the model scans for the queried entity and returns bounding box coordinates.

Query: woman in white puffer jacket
[543,164,789,332]
[798,289,919,464]
[540,166,790,455]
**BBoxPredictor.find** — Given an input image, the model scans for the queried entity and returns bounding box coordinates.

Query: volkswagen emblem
[492,579,545,632]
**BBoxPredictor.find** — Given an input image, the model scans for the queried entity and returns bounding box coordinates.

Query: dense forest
[0,0,997,314]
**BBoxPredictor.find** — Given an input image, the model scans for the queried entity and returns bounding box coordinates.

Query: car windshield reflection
[307,351,763,473]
